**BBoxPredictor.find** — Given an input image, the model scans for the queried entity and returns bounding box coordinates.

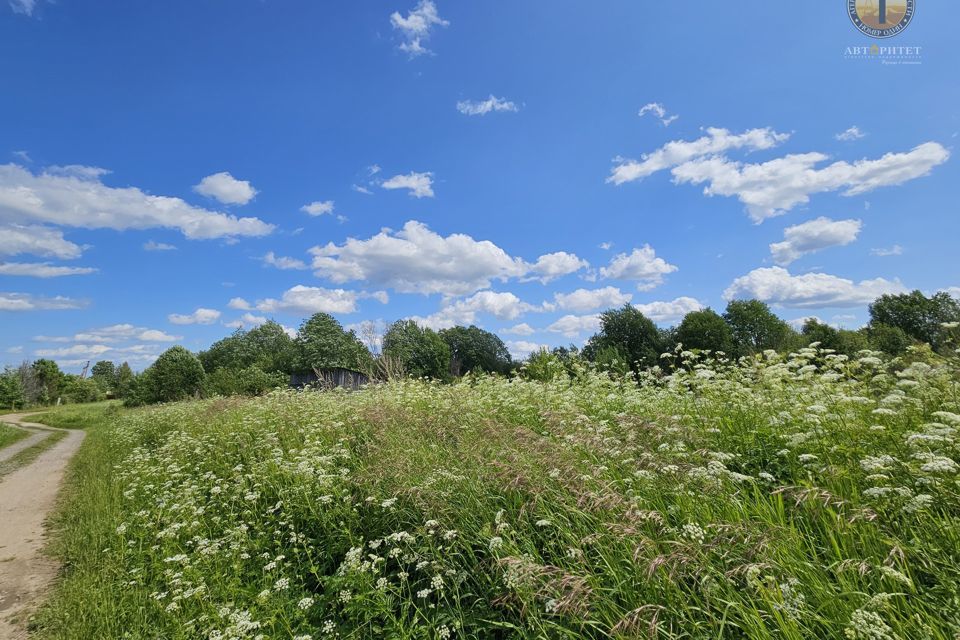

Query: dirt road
[0,414,85,639]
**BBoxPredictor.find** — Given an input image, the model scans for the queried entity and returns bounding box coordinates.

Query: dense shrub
[206,366,287,397]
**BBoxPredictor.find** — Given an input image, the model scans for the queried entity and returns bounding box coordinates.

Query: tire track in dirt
[0,414,85,640]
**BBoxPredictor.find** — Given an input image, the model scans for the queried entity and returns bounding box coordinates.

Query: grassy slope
[30,401,123,430]
[34,352,960,639]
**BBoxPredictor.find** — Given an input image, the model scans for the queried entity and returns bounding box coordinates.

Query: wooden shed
[290,367,370,391]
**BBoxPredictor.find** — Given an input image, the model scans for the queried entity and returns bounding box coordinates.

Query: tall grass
[36,346,960,639]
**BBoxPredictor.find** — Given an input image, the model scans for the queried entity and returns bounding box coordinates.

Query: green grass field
[29,401,123,430]
[34,348,960,639]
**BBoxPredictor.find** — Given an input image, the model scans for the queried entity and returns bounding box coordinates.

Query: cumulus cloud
[410,290,536,330]
[547,314,601,338]
[0,292,87,311]
[223,313,269,330]
[670,142,950,222]
[381,172,435,198]
[608,127,949,223]
[309,221,533,296]
[769,217,863,266]
[506,340,549,360]
[143,240,177,251]
[254,285,387,316]
[301,200,335,216]
[871,245,904,257]
[723,266,906,308]
[36,324,181,343]
[193,172,258,205]
[599,245,678,291]
[457,95,519,116]
[527,252,589,283]
[504,323,536,336]
[633,296,704,323]
[168,308,222,325]
[263,251,308,270]
[33,341,166,367]
[0,224,84,259]
[228,297,253,310]
[390,0,448,57]
[553,286,632,313]
[836,126,866,141]
[0,163,273,240]
[608,127,789,186]
[0,262,97,277]
[638,103,678,126]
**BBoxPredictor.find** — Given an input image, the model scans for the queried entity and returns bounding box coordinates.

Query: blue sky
[2,0,958,371]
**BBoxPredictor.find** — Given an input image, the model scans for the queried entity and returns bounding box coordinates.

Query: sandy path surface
[0,424,50,465]
[0,414,85,640]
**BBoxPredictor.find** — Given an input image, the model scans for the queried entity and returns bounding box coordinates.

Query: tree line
[1,289,957,409]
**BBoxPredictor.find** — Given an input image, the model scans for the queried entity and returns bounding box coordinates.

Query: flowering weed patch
[37,347,960,638]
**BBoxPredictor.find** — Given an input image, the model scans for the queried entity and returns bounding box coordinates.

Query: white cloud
[946,287,960,299]
[143,240,177,251]
[301,200,335,216]
[836,126,866,141]
[608,127,790,186]
[506,341,549,360]
[193,172,258,205]
[137,329,181,342]
[599,242,613,250]
[547,314,601,338]
[0,262,97,277]
[769,217,862,266]
[553,286,632,312]
[410,291,536,330]
[310,221,532,296]
[787,315,820,330]
[723,266,907,308]
[0,163,274,240]
[638,103,678,127]
[0,292,87,311]
[871,245,904,257]
[254,285,387,316]
[633,296,703,323]
[599,245,678,290]
[228,297,252,310]
[224,313,269,330]
[0,224,83,259]
[263,251,308,270]
[504,323,536,336]
[48,325,181,344]
[670,142,950,222]
[528,252,589,282]
[457,96,519,116]
[9,0,35,16]
[352,184,373,195]
[168,308,221,325]
[381,171,435,198]
[391,0,448,58]
[33,342,165,367]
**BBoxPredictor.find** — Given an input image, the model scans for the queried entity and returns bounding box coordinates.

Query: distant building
[290,367,370,391]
